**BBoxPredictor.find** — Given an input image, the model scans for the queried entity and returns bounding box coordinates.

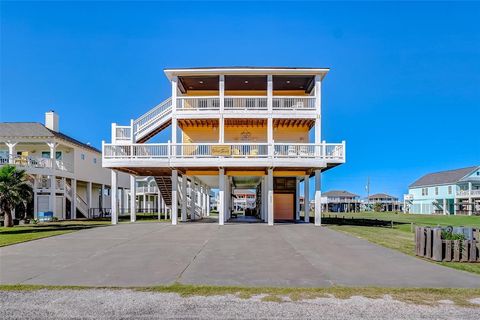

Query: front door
[274,193,294,220]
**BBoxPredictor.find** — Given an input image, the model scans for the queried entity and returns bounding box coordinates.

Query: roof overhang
[164,67,330,81]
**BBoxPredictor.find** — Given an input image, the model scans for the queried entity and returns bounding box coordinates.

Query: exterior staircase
[133,98,172,143]
[154,176,172,206]
[65,183,89,218]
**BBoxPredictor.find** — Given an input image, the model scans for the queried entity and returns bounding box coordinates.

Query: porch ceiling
[177,74,316,93]
[232,176,262,189]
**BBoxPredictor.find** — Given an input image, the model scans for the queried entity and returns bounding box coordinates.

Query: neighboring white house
[322,190,360,212]
[0,111,130,220]
[103,66,346,225]
[405,166,480,215]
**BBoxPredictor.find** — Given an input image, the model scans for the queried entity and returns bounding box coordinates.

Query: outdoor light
[244,80,249,84]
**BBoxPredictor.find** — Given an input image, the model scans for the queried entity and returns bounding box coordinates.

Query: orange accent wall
[224,125,267,143]
[182,126,218,143]
[274,193,294,220]
[273,125,309,143]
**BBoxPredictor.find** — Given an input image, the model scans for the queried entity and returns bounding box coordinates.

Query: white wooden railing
[103,142,345,161]
[114,96,318,143]
[224,96,268,110]
[115,126,132,141]
[177,97,220,110]
[133,98,172,133]
[273,97,316,110]
[137,186,159,194]
[457,190,480,197]
[0,156,73,173]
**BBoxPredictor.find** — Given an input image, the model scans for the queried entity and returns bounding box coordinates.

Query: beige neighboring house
[0,111,130,220]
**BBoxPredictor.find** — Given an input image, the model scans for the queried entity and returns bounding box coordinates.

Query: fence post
[432,228,442,261]
[426,228,432,258]
[419,227,426,257]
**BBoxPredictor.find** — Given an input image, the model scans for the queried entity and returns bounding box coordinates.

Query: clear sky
[1,1,479,198]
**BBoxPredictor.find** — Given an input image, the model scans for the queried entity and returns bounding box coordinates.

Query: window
[435,187,438,195]
[41,151,62,160]
[93,158,97,164]
[448,186,452,194]
[421,188,429,196]
[81,154,85,160]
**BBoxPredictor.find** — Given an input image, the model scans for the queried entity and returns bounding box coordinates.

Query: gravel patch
[1,289,479,319]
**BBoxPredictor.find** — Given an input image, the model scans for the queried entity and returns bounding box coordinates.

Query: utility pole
[366,177,370,211]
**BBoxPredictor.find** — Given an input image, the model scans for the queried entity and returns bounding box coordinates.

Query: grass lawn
[326,211,480,275]
[0,221,109,247]
[0,283,479,306]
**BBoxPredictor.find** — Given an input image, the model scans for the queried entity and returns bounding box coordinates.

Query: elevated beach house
[103,67,346,225]
[0,111,130,220]
[322,190,360,213]
[405,166,480,215]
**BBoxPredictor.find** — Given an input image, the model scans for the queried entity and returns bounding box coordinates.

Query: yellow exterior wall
[224,125,267,143]
[182,123,309,143]
[182,126,218,143]
[273,125,309,143]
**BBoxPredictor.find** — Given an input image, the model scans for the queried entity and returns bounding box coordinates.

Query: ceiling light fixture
[244,80,249,84]
[286,80,291,84]
[199,81,204,84]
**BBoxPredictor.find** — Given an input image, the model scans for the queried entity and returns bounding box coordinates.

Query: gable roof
[0,122,100,153]
[368,193,397,200]
[323,190,359,198]
[409,166,478,188]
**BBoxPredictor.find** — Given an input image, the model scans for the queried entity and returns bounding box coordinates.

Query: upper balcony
[0,155,74,175]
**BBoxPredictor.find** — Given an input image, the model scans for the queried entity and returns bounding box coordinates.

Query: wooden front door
[274,193,294,220]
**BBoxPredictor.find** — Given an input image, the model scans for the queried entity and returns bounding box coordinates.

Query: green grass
[325,211,480,275]
[1,283,479,307]
[322,211,480,228]
[329,223,480,276]
[0,221,109,247]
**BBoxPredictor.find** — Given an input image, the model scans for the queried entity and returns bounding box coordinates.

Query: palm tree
[0,165,33,227]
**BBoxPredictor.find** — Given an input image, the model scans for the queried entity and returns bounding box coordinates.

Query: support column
[296,177,300,220]
[47,142,57,218]
[267,75,273,113]
[314,74,321,143]
[171,170,178,225]
[130,175,136,222]
[304,175,310,223]
[71,179,77,219]
[218,169,225,225]
[157,193,161,220]
[259,176,265,221]
[181,175,187,221]
[6,142,17,164]
[468,182,473,216]
[267,169,274,225]
[190,179,196,220]
[119,188,125,216]
[101,184,106,212]
[87,181,92,218]
[206,187,211,216]
[143,194,147,212]
[314,170,322,226]
[111,170,118,225]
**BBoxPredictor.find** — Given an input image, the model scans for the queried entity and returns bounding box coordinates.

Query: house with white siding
[405,166,480,215]
[0,111,130,220]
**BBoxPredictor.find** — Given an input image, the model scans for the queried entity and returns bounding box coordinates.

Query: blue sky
[1,1,479,198]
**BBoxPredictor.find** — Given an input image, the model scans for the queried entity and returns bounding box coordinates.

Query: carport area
[1,223,480,288]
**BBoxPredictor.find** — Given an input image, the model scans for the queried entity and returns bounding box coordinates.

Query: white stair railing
[133,98,173,141]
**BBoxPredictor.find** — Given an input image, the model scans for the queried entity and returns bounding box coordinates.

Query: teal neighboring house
[406,166,480,215]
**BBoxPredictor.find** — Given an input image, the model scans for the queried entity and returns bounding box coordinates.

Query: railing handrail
[1,155,73,173]
[133,98,173,131]
[103,142,345,161]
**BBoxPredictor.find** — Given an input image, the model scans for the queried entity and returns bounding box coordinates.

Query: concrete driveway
[1,223,480,287]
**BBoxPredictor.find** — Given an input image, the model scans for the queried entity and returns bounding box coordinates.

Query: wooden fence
[415,227,480,262]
